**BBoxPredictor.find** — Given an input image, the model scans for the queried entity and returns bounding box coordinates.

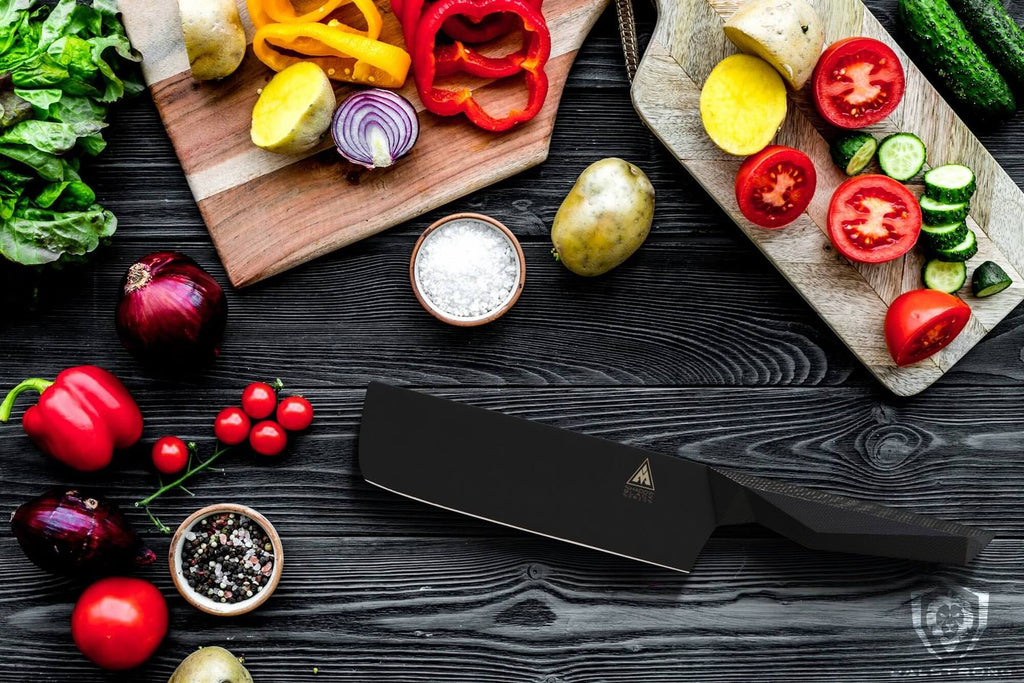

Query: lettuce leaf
[0,0,139,267]
[0,200,115,265]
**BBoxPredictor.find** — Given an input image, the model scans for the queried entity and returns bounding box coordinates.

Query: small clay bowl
[169,503,283,617]
[410,212,526,327]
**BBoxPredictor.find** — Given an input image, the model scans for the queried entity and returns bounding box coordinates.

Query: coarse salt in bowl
[410,213,526,326]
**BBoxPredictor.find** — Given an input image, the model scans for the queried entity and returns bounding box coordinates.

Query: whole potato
[169,646,253,683]
[551,158,655,276]
[178,0,246,81]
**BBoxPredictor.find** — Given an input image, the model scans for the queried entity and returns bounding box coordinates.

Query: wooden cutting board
[632,0,1024,396]
[117,0,608,288]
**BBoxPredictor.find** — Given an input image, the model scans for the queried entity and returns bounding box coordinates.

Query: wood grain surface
[632,0,1024,396]
[3,1,1024,681]
[117,0,609,288]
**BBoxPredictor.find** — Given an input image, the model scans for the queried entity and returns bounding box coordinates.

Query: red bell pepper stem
[0,378,54,422]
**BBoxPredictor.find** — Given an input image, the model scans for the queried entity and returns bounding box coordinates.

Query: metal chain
[614,0,640,81]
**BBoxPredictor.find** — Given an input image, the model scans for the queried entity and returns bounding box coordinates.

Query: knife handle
[708,467,993,565]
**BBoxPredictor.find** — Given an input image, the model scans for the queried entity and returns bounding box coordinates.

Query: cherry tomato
[151,436,189,474]
[827,175,921,263]
[812,37,905,129]
[885,289,971,366]
[277,396,314,431]
[214,406,252,445]
[241,382,278,419]
[735,146,817,229]
[71,577,168,670]
[250,420,287,456]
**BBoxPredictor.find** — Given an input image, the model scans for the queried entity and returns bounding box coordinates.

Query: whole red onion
[11,489,156,576]
[116,251,227,365]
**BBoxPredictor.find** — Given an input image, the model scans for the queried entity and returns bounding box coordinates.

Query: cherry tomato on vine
[71,577,168,670]
[276,396,314,431]
[214,406,251,445]
[250,420,287,456]
[241,382,278,419]
[151,436,189,474]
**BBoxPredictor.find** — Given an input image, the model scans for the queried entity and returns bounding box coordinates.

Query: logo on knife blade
[623,458,655,503]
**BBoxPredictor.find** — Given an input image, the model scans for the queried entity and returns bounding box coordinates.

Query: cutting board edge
[206,135,557,288]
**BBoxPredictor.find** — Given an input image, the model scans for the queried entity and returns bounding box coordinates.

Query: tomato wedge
[812,37,905,129]
[827,174,921,263]
[884,289,971,366]
[735,146,817,229]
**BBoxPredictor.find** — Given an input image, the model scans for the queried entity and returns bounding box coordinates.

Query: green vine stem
[135,442,232,533]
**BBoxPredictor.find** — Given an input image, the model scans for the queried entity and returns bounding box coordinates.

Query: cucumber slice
[830,132,877,176]
[921,221,968,250]
[922,259,968,293]
[924,164,976,203]
[920,195,970,225]
[933,228,978,262]
[972,260,1012,297]
[878,133,927,181]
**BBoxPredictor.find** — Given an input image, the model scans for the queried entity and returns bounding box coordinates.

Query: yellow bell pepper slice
[248,0,383,40]
[253,22,410,88]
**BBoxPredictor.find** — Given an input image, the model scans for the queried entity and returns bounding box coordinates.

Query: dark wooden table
[3,1,1024,681]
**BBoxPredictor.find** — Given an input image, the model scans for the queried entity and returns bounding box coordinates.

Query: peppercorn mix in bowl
[169,503,283,616]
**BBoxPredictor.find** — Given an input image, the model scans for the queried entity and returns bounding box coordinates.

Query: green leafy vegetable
[0,0,139,267]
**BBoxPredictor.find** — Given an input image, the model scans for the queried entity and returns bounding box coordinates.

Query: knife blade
[358,383,994,572]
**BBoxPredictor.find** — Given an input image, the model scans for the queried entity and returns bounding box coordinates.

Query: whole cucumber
[949,0,1024,91]
[898,0,1016,119]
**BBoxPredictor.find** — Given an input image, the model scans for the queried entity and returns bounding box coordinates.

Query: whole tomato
[71,577,168,670]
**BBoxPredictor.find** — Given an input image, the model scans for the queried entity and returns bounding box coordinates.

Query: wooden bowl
[410,212,526,327]
[169,503,283,617]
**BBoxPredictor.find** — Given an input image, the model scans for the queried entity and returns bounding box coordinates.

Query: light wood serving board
[632,0,1024,396]
[117,0,608,288]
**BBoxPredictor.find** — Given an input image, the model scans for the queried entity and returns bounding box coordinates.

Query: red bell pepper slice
[442,13,520,44]
[412,0,550,131]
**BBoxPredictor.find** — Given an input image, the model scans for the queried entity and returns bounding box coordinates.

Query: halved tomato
[884,289,971,366]
[812,37,905,129]
[735,146,817,229]
[827,174,921,263]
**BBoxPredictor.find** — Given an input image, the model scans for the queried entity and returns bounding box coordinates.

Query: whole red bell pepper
[0,366,144,472]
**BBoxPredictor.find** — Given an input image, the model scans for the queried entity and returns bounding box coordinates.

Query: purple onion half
[12,489,156,577]
[332,88,419,169]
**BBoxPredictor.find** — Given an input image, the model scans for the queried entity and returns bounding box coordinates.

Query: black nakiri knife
[358,383,993,572]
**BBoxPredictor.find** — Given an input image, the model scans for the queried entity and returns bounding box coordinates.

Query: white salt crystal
[414,218,520,320]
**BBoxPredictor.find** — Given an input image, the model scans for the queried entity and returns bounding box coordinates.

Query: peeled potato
[179,0,246,81]
[251,62,337,155]
[699,54,787,156]
[724,0,825,89]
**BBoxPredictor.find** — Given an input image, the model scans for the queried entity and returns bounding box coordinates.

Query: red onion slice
[332,89,419,169]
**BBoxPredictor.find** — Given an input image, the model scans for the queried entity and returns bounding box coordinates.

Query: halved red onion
[332,88,419,169]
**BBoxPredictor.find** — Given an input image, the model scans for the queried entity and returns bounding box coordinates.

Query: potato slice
[699,54,787,156]
[724,0,824,89]
[179,0,246,81]
[251,62,337,155]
